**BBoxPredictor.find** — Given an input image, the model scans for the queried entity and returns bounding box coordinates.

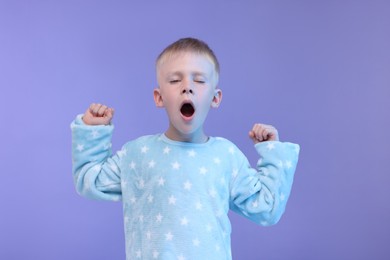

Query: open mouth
[180,102,195,118]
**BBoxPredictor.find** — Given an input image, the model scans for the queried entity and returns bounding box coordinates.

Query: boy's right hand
[82,103,114,125]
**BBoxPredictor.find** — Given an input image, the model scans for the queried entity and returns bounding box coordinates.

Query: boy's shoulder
[213,136,239,146]
[123,134,160,147]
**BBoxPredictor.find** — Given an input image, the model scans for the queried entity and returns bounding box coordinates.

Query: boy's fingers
[250,124,279,142]
[105,108,114,118]
[97,105,108,117]
[90,103,102,116]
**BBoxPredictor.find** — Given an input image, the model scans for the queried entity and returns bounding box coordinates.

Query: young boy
[71,38,299,259]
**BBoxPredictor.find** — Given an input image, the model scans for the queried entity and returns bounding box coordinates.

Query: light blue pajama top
[71,115,300,260]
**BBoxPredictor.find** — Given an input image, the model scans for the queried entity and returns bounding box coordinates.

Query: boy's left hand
[249,123,279,144]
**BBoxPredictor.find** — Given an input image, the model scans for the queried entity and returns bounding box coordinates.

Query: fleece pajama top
[71,115,300,260]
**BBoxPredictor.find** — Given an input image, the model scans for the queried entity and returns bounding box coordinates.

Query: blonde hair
[156,37,220,76]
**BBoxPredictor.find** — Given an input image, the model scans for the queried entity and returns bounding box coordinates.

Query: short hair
[156,37,220,76]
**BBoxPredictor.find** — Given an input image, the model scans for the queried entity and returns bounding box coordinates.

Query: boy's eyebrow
[168,71,209,77]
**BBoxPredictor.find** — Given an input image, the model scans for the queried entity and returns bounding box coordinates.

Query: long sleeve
[71,115,122,201]
[229,141,300,226]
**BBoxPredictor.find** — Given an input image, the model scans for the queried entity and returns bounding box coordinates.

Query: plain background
[1,0,389,259]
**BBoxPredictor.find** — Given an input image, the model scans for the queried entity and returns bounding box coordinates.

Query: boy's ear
[211,88,222,108]
[153,88,164,107]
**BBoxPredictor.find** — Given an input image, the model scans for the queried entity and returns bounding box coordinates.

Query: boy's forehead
[157,51,217,73]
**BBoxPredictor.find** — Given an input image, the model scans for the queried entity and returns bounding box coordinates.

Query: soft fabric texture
[71,115,300,259]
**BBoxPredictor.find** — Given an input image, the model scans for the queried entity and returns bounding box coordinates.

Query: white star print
[260,221,269,226]
[156,213,163,223]
[152,250,159,259]
[163,146,171,154]
[138,179,145,189]
[280,192,286,201]
[229,147,235,154]
[148,160,156,168]
[180,217,189,226]
[110,164,119,172]
[92,165,101,172]
[278,160,284,168]
[76,144,84,152]
[90,129,99,138]
[193,238,200,247]
[206,223,212,232]
[199,167,208,175]
[168,195,177,205]
[267,142,276,150]
[213,157,221,164]
[252,200,259,208]
[165,231,173,241]
[188,149,196,157]
[172,161,180,170]
[215,209,224,217]
[129,161,136,170]
[146,231,152,240]
[103,142,111,150]
[285,160,293,169]
[209,188,217,198]
[183,180,192,190]
[139,215,144,223]
[158,176,165,186]
[141,146,149,153]
[148,194,154,203]
[117,149,127,158]
[129,196,136,204]
[177,254,186,260]
[232,169,238,178]
[195,201,203,210]
[136,250,141,258]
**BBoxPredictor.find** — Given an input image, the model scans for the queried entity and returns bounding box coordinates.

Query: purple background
[1,1,389,259]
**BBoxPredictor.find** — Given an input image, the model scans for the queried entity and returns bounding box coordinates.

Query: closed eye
[169,80,181,84]
[194,80,205,84]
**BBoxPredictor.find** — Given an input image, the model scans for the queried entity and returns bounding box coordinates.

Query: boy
[71,38,299,259]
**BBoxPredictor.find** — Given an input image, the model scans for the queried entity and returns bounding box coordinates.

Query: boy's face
[154,52,222,143]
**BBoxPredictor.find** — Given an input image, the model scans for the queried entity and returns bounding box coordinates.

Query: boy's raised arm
[230,123,299,226]
[71,103,122,201]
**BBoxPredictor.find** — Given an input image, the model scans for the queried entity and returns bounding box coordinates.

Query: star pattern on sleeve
[266,142,275,150]
[183,180,192,190]
[165,231,173,241]
[76,144,84,152]
[90,129,100,138]
[157,176,166,186]
[141,145,149,153]
[199,167,208,175]
[172,161,181,170]
[180,217,189,226]
[129,161,136,170]
[156,213,163,223]
[168,195,177,205]
[148,160,156,168]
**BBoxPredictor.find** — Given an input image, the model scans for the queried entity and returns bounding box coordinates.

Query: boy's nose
[181,88,193,94]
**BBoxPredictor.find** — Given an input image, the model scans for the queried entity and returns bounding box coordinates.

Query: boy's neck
[165,127,209,143]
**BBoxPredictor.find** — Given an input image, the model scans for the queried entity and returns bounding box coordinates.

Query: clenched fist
[82,103,114,126]
[249,123,279,144]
